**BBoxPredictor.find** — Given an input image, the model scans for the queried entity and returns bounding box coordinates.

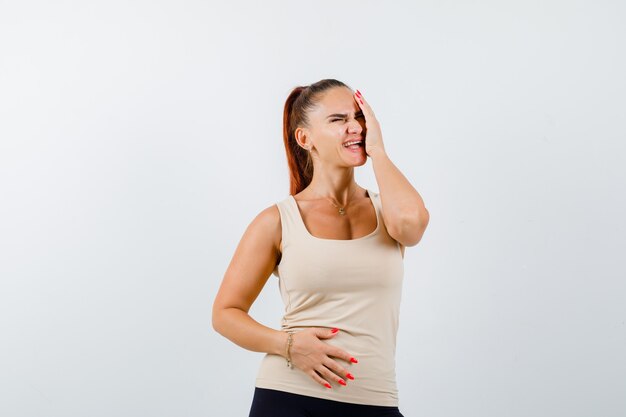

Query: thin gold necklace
[315,185,359,216]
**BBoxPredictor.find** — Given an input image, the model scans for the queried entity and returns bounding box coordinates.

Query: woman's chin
[343,152,368,166]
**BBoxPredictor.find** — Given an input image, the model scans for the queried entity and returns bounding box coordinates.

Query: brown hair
[282,78,351,195]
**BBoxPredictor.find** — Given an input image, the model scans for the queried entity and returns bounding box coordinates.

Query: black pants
[248,387,405,417]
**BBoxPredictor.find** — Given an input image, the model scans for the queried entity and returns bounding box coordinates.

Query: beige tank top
[254,188,404,407]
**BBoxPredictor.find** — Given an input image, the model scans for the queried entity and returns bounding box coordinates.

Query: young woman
[212,79,429,417]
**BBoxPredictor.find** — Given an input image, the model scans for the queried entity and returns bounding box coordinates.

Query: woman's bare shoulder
[213,204,282,314]
[249,203,282,254]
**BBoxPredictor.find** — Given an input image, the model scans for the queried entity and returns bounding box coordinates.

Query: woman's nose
[348,119,362,133]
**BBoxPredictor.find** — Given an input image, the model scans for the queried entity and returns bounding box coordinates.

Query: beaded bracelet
[285,331,295,369]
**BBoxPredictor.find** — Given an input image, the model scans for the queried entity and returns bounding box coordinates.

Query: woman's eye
[331,115,363,122]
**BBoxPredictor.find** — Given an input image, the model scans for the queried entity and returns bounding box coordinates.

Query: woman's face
[297,87,367,167]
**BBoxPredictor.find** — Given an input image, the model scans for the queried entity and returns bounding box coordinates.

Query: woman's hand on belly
[289,327,358,389]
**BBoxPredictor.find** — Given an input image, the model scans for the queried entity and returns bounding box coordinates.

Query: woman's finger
[355,89,376,118]
[316,363,347,387]
[326,345,358,365]
[309,370,333,389]
[323,356,354,382]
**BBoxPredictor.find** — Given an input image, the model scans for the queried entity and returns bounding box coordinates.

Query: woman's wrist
[368,146,388,161]
[274,330,290,357]
[285,332,295,368]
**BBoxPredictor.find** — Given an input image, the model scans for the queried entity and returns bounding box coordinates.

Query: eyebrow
[326,111,364,119]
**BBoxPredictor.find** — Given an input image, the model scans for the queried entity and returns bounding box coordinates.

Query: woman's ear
[295,127,311,150]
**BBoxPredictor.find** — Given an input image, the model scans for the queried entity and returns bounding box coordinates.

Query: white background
[1,1,625,416]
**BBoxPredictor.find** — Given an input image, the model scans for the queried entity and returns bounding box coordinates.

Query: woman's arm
[212,203,358,389]
[212,205,287,357]
[354,90,429,247]
[370,149,430,247]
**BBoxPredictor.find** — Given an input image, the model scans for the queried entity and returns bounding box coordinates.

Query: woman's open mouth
[343,140,364,152]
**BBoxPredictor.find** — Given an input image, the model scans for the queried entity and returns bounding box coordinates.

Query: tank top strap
[367,188,379,206]
[366,188,381,217]
[365,189,386,238]
[275,195,307,251]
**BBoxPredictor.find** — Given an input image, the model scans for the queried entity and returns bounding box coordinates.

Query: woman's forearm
[213,307,287,357]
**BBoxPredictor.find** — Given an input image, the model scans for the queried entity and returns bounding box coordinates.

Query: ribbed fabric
[254,189,404,407]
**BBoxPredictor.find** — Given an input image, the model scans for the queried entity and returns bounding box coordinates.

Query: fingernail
[359,98,363,104]
[331,328,339,333]
[356,89,362,97]
[325,383,332,389]
[338,379,346,386]
[346,373,354,380]
[350,357,358,363]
